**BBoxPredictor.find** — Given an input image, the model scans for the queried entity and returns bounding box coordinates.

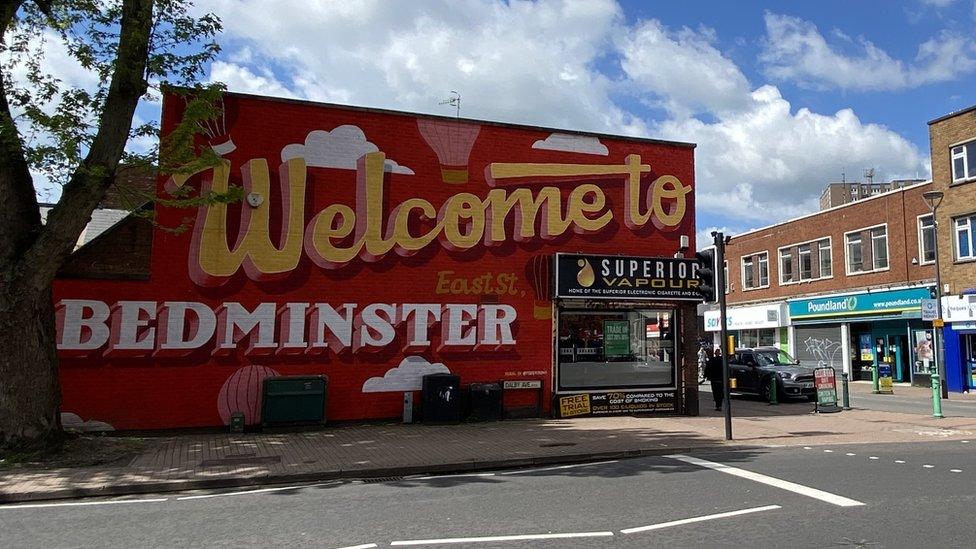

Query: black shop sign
[555,253,701,301]
[556,390,676,418]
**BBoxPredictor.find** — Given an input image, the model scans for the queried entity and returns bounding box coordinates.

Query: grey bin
[261,375,327,427]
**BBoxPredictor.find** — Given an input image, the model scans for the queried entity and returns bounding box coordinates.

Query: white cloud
[362,356,451,393]
[618,20,752,116]
[281,126,414,174]
[532,133,608,155]
[761,12,976,91]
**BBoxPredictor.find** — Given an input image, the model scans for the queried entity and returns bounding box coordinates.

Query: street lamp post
[923,190,948,405]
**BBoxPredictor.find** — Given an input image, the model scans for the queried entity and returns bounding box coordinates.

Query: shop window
[737,329,776,348]
[741,252,769,290]
[557,308,676,391]
[957,214,976,261]
[918,214,936,264]
[951,140,976,183]
[912,329,935,375]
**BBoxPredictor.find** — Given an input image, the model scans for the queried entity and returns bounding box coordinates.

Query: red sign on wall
[53,92,696,430]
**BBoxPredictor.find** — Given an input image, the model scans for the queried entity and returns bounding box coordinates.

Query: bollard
[872,363,880,394]
[768,374,779,405]
[841,373,851,410]
[932,373,944,419]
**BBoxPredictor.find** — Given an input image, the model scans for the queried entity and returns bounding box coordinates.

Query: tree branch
[0,0,42,273]
[24,0,155,289]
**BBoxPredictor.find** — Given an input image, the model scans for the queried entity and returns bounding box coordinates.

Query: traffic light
[695,248,716,302]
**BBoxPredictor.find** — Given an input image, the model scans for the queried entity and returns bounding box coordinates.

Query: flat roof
[209,89,697,150]
[928,104,976,125]
[729,179,932,242]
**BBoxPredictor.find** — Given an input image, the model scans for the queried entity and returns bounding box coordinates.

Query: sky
[43,0,976,240]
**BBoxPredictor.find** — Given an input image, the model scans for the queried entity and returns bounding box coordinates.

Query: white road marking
[0,498,167,510]
[895,460,906,464]
[412,472,496,481]
[176,481,340,500]
[846,453,856,456]
[869,457,879,460]
[823,449,834,453]
[951,469,963,473]
[666,454,864,507]
[923,465,935,469]
[500,460,618,475]
[962,441,970,444]
[620,505,781,534]
[335,544,377,549]
[390,531,614,545]
[803,446,813,450]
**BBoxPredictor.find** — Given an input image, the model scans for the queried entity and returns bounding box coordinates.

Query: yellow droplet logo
[576,259,595,287]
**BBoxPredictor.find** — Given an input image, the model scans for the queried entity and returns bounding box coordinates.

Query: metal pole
[932,210,948,399]
[714,231,733,441]
[841,372,851,410]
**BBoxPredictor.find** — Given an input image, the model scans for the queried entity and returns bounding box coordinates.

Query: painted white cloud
[532,133,608,155]
[61,412,114,432]
[362,356,451,393]
[281,126,414,174]
[760,12,976,91]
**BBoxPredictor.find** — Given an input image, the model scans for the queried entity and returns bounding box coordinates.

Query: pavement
[4,388,976,504]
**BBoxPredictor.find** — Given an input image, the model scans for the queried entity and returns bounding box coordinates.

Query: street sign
[921,299,938,321]
[814,367,841,413]
[503,380,541,389]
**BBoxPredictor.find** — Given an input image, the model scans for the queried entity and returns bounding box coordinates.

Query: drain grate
[539,442,577,448]
[360,476,404,483]
[200,455,282,466]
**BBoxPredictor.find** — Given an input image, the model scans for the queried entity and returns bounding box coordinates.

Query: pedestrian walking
[704,348,725,411]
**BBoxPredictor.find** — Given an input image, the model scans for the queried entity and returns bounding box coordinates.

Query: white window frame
[917,213,936,265]
[819,239,832,278]
[779,249,794,285]
[956,214,976,262]
[798,244,813,280]
[741,251,769,290]
[777,237,833,286]
[845,223,889,275]
[871,226,889,270]
[951,139,976,184]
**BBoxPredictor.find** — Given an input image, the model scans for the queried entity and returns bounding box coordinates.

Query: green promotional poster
[603,320,630,358]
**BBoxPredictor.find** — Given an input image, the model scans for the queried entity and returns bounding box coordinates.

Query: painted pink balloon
[217,365,279,426]
[417,118,481,184]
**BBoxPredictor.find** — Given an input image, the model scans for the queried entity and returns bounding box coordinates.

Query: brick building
[52,91,702,430]
[819,179,925,210]
[928,105,976,392]
[704,181,938,386]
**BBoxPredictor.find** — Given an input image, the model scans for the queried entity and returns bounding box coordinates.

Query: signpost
[920,299,938,321]
[814,367,841,413]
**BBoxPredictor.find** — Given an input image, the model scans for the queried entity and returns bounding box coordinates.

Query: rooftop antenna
[439,90,461,119]
[864,168,875,184]
[841,170,846,183]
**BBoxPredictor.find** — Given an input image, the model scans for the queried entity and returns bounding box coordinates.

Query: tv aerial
[439,91,461,118]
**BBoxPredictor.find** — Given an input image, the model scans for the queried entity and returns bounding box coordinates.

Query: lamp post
[923,190,948,403]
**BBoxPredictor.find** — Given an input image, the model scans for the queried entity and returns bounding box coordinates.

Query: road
[3,440,975,548]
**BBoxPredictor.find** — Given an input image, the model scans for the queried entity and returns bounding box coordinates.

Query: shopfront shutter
[794,324,845,373]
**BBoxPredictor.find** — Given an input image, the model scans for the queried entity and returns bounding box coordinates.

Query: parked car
[728,347,817,401]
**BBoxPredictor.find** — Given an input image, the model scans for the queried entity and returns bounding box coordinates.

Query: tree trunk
[0,281,62,451]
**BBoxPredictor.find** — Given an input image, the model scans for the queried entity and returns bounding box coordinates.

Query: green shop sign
[603,320,630,357]
[789,288,931,320]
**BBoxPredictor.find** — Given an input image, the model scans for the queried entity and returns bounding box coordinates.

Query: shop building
[52,91,701,430]
[709,181,938,385]
[928,105,976,392]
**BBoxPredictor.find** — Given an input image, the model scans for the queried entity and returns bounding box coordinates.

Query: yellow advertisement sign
[879,376,893,393]
[559,394,591,417]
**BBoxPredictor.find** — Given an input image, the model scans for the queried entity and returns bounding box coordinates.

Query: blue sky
[149,0,975,240]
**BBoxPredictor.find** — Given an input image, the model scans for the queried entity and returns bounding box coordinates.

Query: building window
[798,244,812,280]
[957,214,976,261]
[952,140,976,183]
[779,238,831,285]
[846,225,888,274]
[819,241,832,277]
[742,252,769,290]
[918,214,936,264]
[872,227,888,269]
[780,250,794,284]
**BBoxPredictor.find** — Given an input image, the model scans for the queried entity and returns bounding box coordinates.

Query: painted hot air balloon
[217,364,280,426]
[526,255,552,320]
[417,118,481,184]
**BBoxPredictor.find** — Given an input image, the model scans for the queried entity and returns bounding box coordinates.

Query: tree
[0,0,223,451]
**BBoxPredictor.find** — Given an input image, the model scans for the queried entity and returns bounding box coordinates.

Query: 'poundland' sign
[789,288,931,320]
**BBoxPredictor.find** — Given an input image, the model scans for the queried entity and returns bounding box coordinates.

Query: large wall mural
[52,92,696,429]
